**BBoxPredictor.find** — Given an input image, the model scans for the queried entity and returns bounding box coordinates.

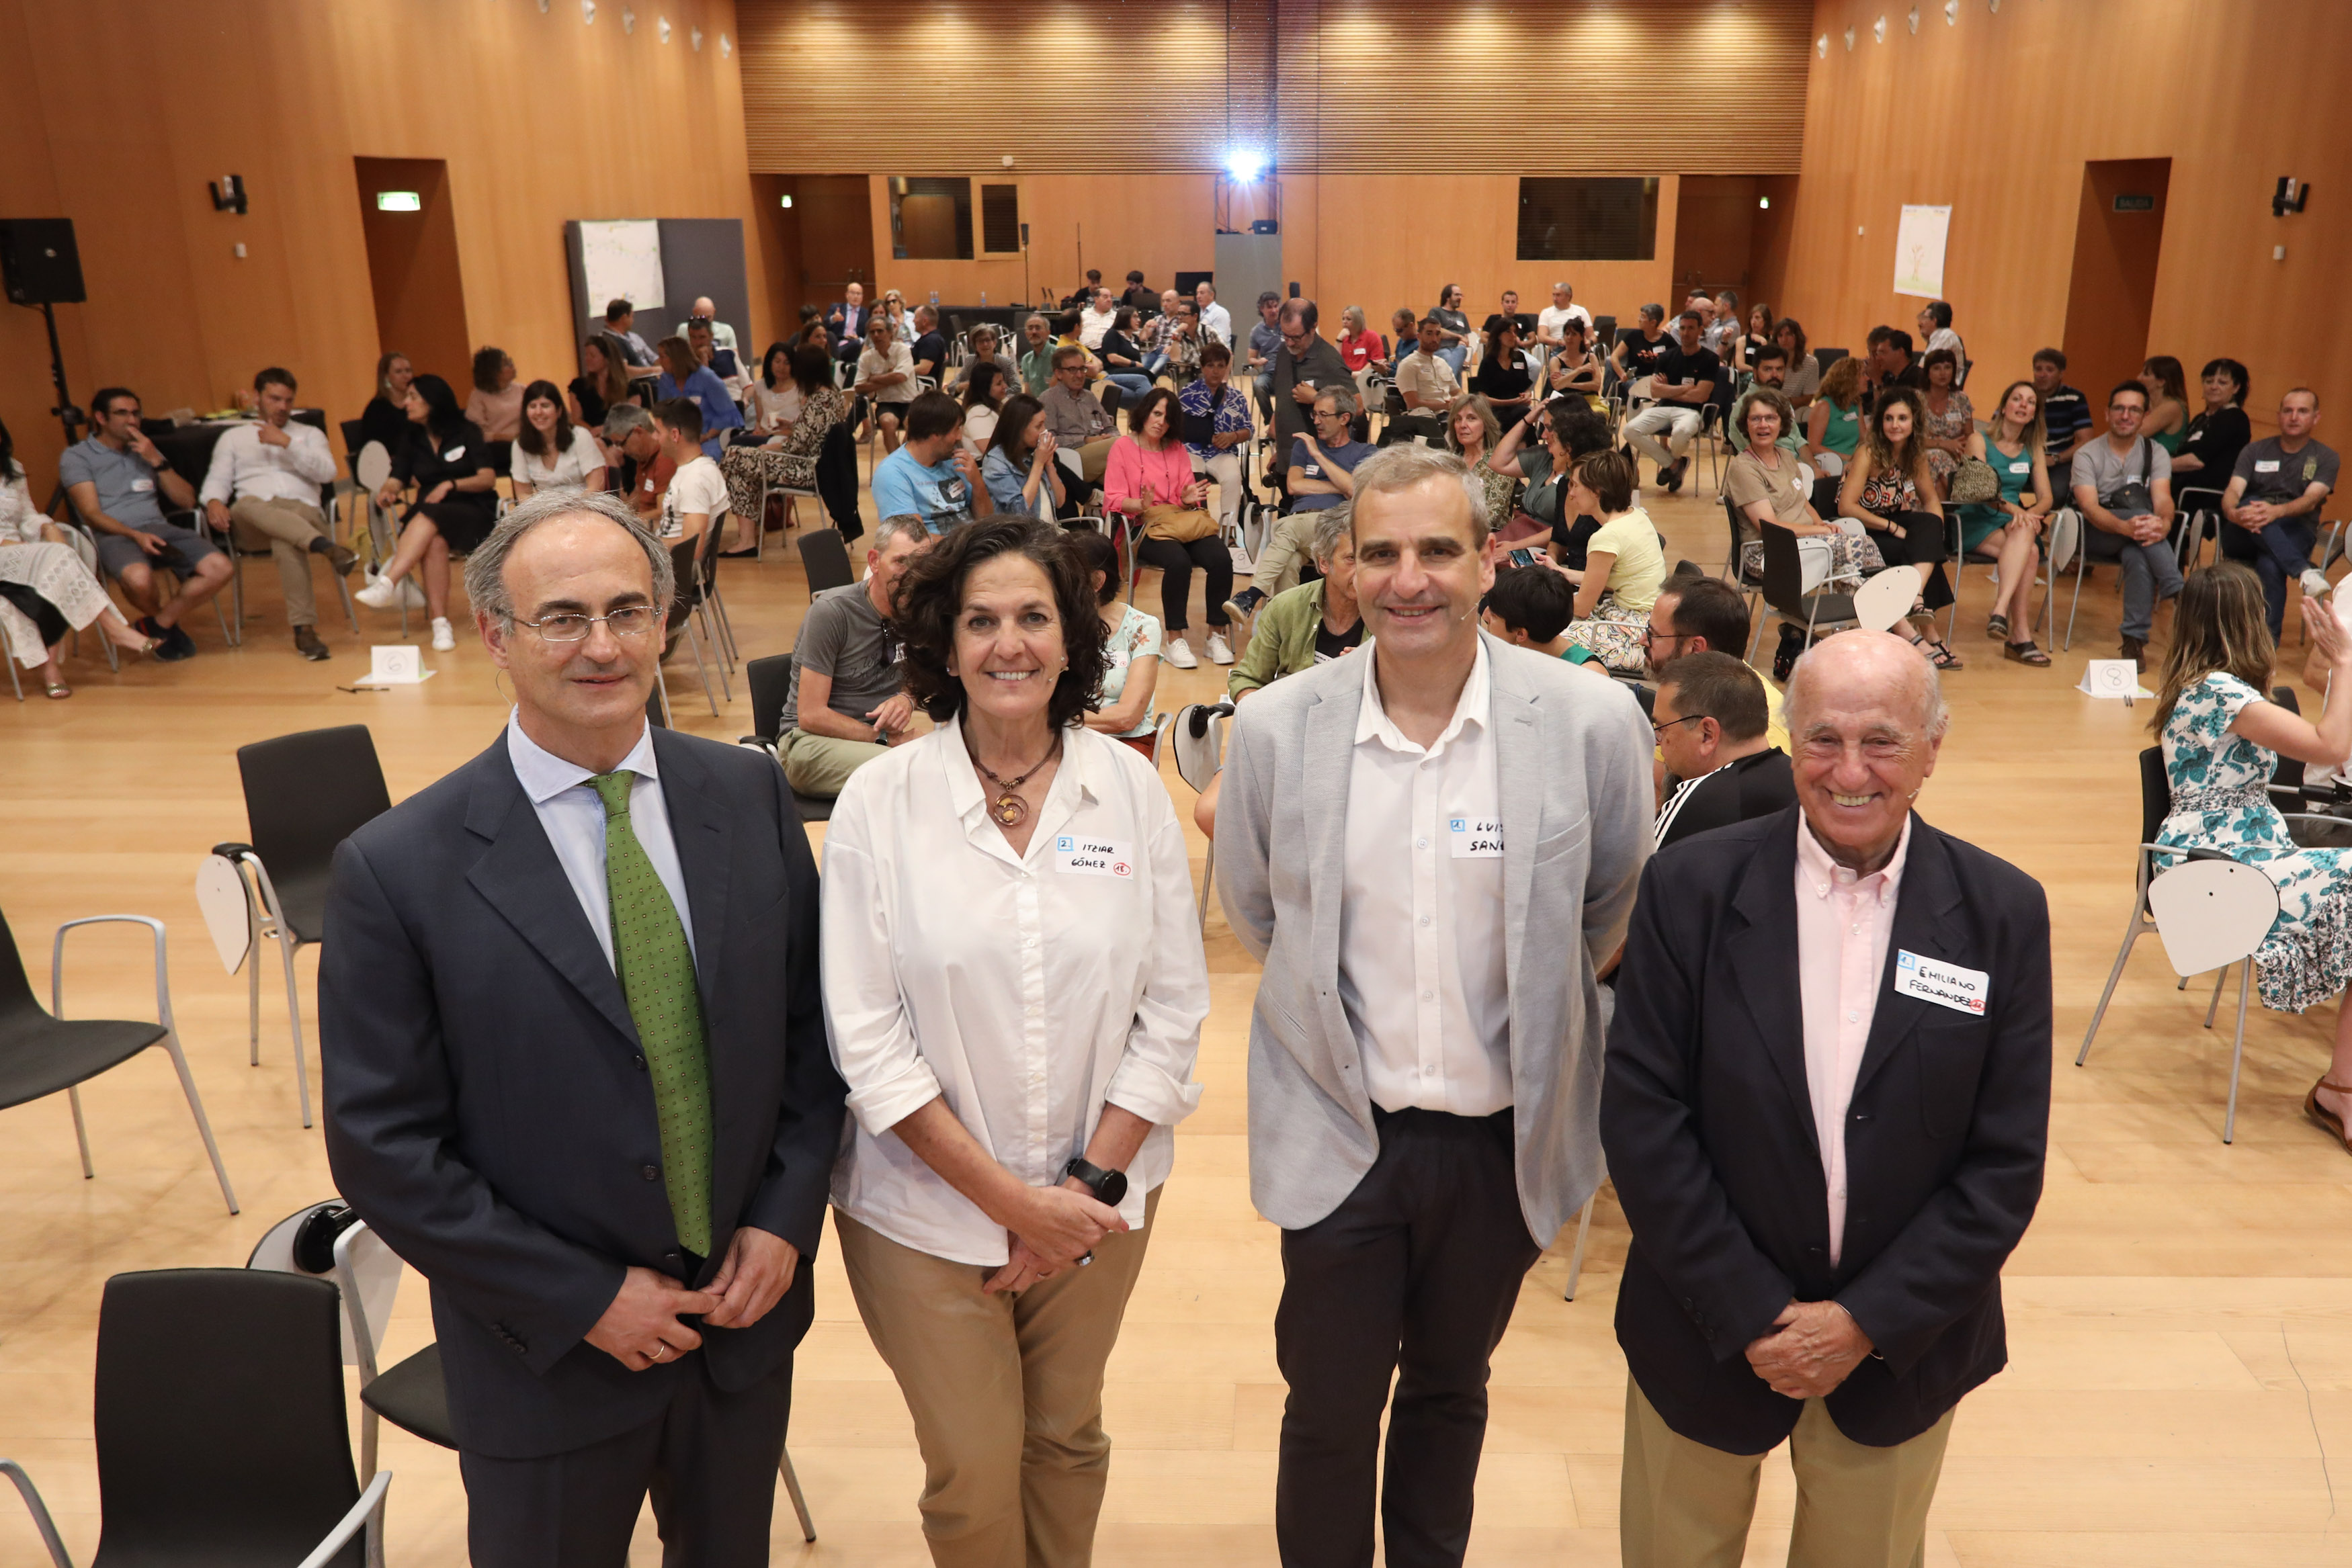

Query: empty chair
[740,650,834,823]
[207,725,392,1129]
[1,1268,388,1568]
[2146,858,2283,1143]
[0,898,237,1214]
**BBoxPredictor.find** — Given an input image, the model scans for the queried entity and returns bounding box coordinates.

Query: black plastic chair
[1749,518,1859,662]
[0,898,237,1214]
[205,726,391,1130]
[1,1269,386,1568]
[797,528,855,598]
[739,651,836,824]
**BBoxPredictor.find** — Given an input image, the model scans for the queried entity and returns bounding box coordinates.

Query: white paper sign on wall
[1894,204,1951,298]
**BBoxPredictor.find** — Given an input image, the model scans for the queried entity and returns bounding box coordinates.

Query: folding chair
[1168,701,1234,932]
[663,535,724,717]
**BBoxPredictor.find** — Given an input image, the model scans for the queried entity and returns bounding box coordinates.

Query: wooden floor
[7,466,2352,1567]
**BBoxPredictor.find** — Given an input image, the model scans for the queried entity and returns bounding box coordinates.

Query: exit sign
[2113,193,2156,212]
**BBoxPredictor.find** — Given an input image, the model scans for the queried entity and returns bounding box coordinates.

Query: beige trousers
[836,1190,1159,1568]
[230,496,328,627]
[1247,513,1321,599]
[1619,1378,1953,1568]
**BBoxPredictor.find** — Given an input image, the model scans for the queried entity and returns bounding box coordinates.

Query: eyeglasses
[1641,625,1684,646]
[1651,714,1704,737]
[515,606,659,642]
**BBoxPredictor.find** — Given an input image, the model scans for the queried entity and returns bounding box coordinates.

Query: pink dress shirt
[1103,435,1195,521]
[1794,813,1912,1266]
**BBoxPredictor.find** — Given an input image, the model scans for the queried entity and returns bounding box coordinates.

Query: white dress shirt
[505,713,695,972]
[821,719,1208,1266]
[198,419,337,507]
[1794,813,1911,1265]
[1198,300,1234,349]
[1079,305,1117,350]
[1340,642,1513,1117]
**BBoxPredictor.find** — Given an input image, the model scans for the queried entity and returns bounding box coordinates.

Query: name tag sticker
[2009,461,2029,474]
[444,445,467,460]
[130,478,155,492]
[2255,459,2281,473]
[1053,834,1134,879]
[1894,950,1988,1016]
[1448,815,1505,859]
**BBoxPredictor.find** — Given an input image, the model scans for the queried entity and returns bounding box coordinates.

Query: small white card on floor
[355,644,434,687]
[1448,815,1505,858]
[1894,950,1988,1016]
[1053,835,1134,879]
[2078,658,2152,701]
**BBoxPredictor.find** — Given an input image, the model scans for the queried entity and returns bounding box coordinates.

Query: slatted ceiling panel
[741,0,1809,175]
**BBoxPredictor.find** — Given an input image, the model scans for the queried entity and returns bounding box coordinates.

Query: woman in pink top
[1107,387,1234,669]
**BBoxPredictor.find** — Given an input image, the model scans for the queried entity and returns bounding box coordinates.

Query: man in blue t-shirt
[58,387,231,661]
[1224,387,1374,621]
[869,391,994,534]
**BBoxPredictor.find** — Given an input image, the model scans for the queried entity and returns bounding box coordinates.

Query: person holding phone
[61,387,229,661]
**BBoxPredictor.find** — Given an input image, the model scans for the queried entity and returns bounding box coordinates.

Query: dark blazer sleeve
[1603,856,1798,1358]
[1835,865,2052,1373]
[737,755,847,1257]
[321,836,624,1375]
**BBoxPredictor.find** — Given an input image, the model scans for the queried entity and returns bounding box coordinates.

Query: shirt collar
[1795,809,1911,904]
[1355,638,1488,756]
[505,709,659,805]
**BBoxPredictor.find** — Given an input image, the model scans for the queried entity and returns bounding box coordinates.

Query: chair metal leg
[5,653,19,702]
[2076,889,2154,1066]
[247,877,265,1066]
[0,1461,71,1568]
[1562,1191,1597,1302]
[2223,955,2253,1144]
[2204,963,2230,1029]
[677,620,721,717]
[65,1085,93,1178]
[276,926,314,1129]
[1197,838,1217,934]
[162,1029,240,1213]
[2064,554,2087,652]
[780,1448,816,1542]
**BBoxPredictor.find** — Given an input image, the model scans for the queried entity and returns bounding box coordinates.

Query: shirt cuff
[843,1055,946,1139]
[1104,1051,1204,1131]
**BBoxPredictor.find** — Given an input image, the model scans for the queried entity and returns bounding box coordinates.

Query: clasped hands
[984,1180,1126,1297]
[583,1225,800,1372]
[1743,1299,1874,1401]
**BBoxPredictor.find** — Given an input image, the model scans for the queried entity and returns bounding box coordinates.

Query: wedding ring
[650,1342,669,1362]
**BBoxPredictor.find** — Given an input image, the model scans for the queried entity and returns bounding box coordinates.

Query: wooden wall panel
[1779,0,2352,428]
[0,0,764,492]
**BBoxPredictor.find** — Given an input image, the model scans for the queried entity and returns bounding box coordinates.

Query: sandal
[2306,1077,2352,1152]
[42,680,71,699]
[2003,640,2052,667]
[1986,613,2009,642]
[1914,636,1963,671]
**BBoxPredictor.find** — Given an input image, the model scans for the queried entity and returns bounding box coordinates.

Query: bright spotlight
[1226,149,1265,184]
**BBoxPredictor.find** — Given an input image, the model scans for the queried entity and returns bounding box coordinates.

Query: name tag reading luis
[1894,950,1988,1016]
[1448,815,1504,859]
[1054,834,1134,879]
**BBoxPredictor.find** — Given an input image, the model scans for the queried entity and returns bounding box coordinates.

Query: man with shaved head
[1603,629,2052,1567]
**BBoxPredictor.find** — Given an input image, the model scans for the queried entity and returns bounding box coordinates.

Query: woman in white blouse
[508,380,607,498]
[821,517,1208,1567]
[0,421,158,695]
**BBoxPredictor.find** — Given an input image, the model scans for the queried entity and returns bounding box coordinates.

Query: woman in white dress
[0,421,157,697]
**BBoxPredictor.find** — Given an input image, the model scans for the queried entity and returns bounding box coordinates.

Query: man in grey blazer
[1218,444,1652,1568]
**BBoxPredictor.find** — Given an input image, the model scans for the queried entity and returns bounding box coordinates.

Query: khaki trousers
[229,496,328,627]
[1247,513,1321,599]
[780,728,890,799]
[836,1190,1159,1568]
[1619,1379,1953,1568]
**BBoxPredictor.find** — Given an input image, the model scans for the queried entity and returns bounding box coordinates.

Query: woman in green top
[1960,380,2056,666]
[1804,353,1865,465]
[2140,355,2189,455]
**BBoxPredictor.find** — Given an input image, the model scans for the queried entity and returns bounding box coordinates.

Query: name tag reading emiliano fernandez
[1894,949,1988,1016]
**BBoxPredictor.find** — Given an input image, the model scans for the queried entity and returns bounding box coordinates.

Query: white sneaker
[430,617,456,652]
[1205,631,1234,665]
[2303,568,2334,599]
[1164,636,1198,670]
[355,574,399,610]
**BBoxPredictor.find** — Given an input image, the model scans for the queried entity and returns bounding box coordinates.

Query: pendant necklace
[968,732,1062,826]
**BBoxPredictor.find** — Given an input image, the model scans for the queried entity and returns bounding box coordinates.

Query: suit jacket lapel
[1304,679,1362,1082]
[1853,816,1964,1101]
[462,741,642,1048]
[1725,807,1815,1147]
[651,729,732,1011]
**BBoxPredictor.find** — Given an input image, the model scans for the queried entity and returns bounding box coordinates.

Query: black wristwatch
[1062,1156,1128,1206]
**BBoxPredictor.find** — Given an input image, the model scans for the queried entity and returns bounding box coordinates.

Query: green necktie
[590,771,714,1259]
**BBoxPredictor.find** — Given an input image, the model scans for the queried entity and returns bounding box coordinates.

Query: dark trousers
[1134,533,1232,633]
[1274,1106,1544,1568]
[2220,513,2318,639]
[1872,509,1955,611]
[460,1352,794,1568]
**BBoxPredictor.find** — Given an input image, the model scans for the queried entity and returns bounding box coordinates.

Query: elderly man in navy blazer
[1603,629,2050,1567]
[322,490,845,1566]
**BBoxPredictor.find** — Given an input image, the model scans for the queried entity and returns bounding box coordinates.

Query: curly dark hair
[891,517,1109,730]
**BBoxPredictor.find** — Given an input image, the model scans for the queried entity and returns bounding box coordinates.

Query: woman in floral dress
[722,342,850,523]
[1917,349,1974,491]
[2153,562,2352,1150]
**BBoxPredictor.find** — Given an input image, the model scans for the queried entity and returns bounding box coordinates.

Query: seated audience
[61,386,227,662]
[1427,283,1472,374]
[1,417,161,695]
[1079,287,1119,351]
[1557,449,1667,672]
[674,294,739,353]
[1140,294,1185,379]
[1245,291,1286,411]
[1395,316,1463,416]
[872,391,991,534]
[1381,307,1419,374]
[1536,281,1593,349]
[825,281,870,364]
[2072,380,2181,669]
[855,316,921,453]
[1612,302,1673,386]
[777,515,926,797]
[1270,299,1351,453]
[880,289,915,346]
[959,361,1006,453]
[1734,302,1774,374]
[1468,318,1536,427]
[1731,388,1882,600]
[1018,313,1057,396]
[1774,317,1818,407]
[1643,575,1790,750]
[746,342,802,437]
[907,305,950,388]
[1841,385,1960,669]
[1194,278,1233,347]
[1122,269,1157,312]
[1180,341,1253,536]
[655,335,745,459]
[1726,347,1803,456]
[1445,394,1519,527]
[603,402,668,523]
[2139,355,2189,457]
[1490,398,1606,562]
[1960,380,2055,665]
[1336,306,1384,400]
[1863,326,1923,408]
[1480,562,1580,661]
[199,367,353,661]
[1228,505,1362,700]
[1649,649,1796,848]
[1544,318,1605,410]
[1917,298,1965,365]
[2033,347,2092,470]
[2223,386,2338,639]
[567,334,634,431]
[1097,308,1154,403]
[951,323,1018,395]
[464,345,523,441]
[651,398,728,545]
[1159,300,1205,384]
[353,372,495,650]
[1068,527,1164,756]
[720,343,848,525]
[980,394,1068,521]
[1918,349,1974,491]
[510,379,607,499]
[1481,288,1525,337]
[688,318,745,399]
[1804,353,1867,497]
[1704,291,1738,357]
[602,298,659,367]
[360,352,415,454]
[2175,357,2253,494]
[1622,310,1719,494]
[1043,345,1119,485]
[1224,386,1371,621]
[1108,386,1231,670]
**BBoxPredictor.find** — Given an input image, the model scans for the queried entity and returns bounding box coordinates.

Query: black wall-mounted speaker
[0,218,86,305]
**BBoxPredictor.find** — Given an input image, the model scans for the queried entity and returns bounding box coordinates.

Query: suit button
[634,1054,647,1071]
[1853,1112,1870,1122]
[641,1164,660,1181]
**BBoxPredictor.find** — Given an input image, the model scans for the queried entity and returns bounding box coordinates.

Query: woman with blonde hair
[1961,380,2054,663]
[1443,392,1518,526]
[2150,560,2352,1149]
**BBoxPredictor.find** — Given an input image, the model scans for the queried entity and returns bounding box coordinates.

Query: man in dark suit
[1650,650,1795,851]
[321,489,845,1566]
[825,281,869,366]
[1603,629,2050,1566]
